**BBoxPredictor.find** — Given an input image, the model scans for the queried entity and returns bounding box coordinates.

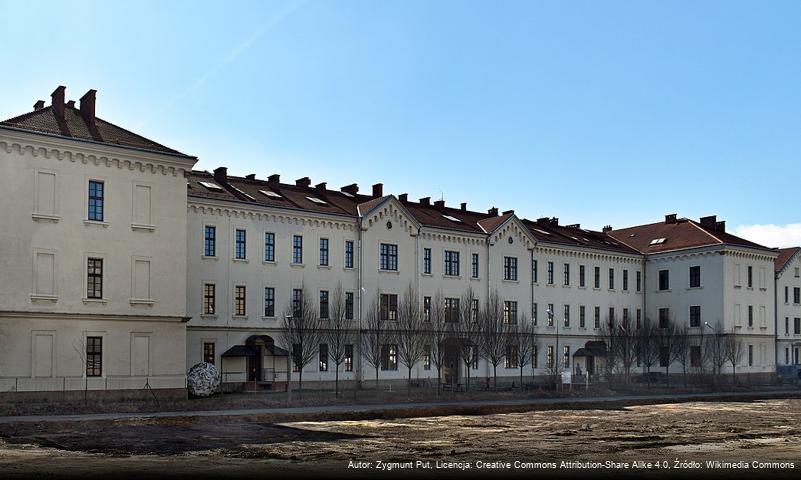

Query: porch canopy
[573,341,608,357]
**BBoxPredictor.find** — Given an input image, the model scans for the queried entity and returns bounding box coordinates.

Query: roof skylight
[442,214,462,223]
[199,181,223,191]
[306,196,328,205]
[649,238,667,246]
[230,186,255,200]
[533,228,552,235]
[259,190,282,199]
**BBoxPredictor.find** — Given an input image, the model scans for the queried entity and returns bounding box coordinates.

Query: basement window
[199,181,223,191]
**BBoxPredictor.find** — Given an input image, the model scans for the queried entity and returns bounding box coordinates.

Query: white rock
[187,362,221,397]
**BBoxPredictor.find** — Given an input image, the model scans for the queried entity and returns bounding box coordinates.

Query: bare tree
[396,283,426,394]
[426,291,451,394]
[703,321,727,386]
[673,323,692,387]
[617,314,637,384]
[597,314,621,385]
[480,290,509,389]
[723,329,745,387]
[636,321,661,388]
[508,313,534,388]
[323,282,355,397]
[72,337,89,402]
[361,292,387,390]
[457,287,481,390]
[280,287,322,399]
[658,317,680,386]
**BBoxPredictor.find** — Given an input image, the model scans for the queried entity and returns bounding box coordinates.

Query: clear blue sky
[2,1,799,245]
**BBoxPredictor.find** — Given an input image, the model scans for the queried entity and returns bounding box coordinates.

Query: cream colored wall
[775,255,801,366]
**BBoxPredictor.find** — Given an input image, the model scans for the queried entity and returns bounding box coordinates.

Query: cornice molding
[534,244,642,264]
[189,202,357,231]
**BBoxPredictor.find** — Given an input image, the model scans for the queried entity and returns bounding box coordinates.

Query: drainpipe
[356,219,364,389]
[774,271,778,375]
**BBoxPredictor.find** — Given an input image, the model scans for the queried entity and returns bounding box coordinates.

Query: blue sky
[2,1,800,246]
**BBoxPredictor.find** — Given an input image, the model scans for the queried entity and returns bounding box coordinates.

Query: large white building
[0,87,788,397]
[775,248,801,367]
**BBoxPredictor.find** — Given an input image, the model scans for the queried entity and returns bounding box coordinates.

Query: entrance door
[586,356,595,375]
[247,348,262,381]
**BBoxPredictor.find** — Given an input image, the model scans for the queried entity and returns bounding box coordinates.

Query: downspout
[774,270,778,373]
[357,218,364,389]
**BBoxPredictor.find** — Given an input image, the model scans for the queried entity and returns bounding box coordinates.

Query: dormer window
[199,181,223,191]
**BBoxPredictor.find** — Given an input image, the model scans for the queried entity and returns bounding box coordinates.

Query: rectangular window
[471,299,479,322]
[235,229,247,260]
[469,346,479,369]
[690,305,701,328]
[636,271,641,292]
[659,307,670,328]
[88,180,104,221]
[203,283,216,314]
[344,240,354,268]
[292,289,303,318]
[344,344,354,371]
[380,344,398,370]
[505,345,519,368]
[380,243,398,271]
[748,345,753,366]
[203,342,215,365]
[293,235,303,264]
[659,346,670,367]
[786,286,789,303]
[423,248,431,274]
[636,309,642,329]
[594,306,600,329]
[547,261,554,284]
[445,297,460,323]
[579,265,585,287]
[319,290,329,319]
[319,344,328,371]
[504,256,518,281]
[532,259,538,283]
[795,288,800,304]
[748,305,754,327]
[689,266,701,288]
[204,226,216,257]
[623,308,629,327]
[532,346,538,369]
[563,345,570,368]
[423,296,431,322]
[563,263,570,286]
[235,285,246,316]
[264,232,275,262]
[563,304,570,327]
[747,266,753,288]
[579,305,586,328]
[423,346,432,370]
[658,269,669,291]
[503,301,518,324]
[546,345,554,369]
[609,307,615,328]
[345,292,354,320]
[547,303,555,327]
[532,302,538,326]
[608,268,615,289]
[264,287,275,317]
[594,266,600,289]
[471,253,479,278]
[319,238,329,266]
[87,258,103,299]
[794,318,800,335]
[292,344,300,372]
[622,270,628,291]
[86,336,102,377]
[380,293,398,321]
[444,250,460,276]
[785,317,790,335]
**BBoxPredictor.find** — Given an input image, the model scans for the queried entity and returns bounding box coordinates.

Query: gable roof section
[521,219,639,255]
[1,104,192,158]
[607,218,772,254]
[775,247,801,273]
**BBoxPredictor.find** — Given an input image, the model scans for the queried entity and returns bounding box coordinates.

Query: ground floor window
[505,345,519,368]
[531,346,538,369]
[86,336,102,377]
[659,346,670,367]
[319,344,328,372]
[203,342,215,364]
[292,344,300,372]
[380,344,398,370]
[423,345,431,370]
[344,344,353,372]
[562,345,570,369]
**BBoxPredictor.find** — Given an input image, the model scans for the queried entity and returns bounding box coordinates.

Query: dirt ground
[0,399,799,479]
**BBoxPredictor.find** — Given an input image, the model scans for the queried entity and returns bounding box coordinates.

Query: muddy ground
[0,399,799,478]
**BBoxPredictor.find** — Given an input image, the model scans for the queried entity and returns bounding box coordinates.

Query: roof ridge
[688,220,724,245]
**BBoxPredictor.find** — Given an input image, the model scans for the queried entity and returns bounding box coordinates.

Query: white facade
[776,252,801,367]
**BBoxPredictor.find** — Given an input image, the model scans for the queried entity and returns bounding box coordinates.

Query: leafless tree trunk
[280,287,322,399]
[659,317,679,387]
[508,313,533,389]
[597,314,621,385]
[480,290,507,389]
[396,283,425,395]
[723,329,745,388]
[458,287,480,390]
[427,291,451,394]
[673,324,692,387]
[704,321,727,387]
[73,338,88,402]
[324,282,355,397]
[636,320,660,388]
[360,293,385,390]
[617,314,636,384]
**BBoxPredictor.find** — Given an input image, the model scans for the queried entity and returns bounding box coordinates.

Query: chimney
[715,221,726,233]
[699,215,717,229]
[603,225,613,233]
[665,213,677,224]
[550,217,559,226]
[460,202,467,211]
[79,89,96,123]
[245,174,256,180]
[33,100,45,111]
[268,174,280,185]
[434,200,445,210]
[398,193,408,202]
[566,223,580,229]
[502,209,514,216]
[536,217,550,226]
[213,167,228,183]
[315,182,327,192]
[340,183,359,196]
[66,100,76,108]
[488,207,499,216]
[419,197,430,206]
[51,86,66,117]
[295,177,311,188]
[372,183,383,198]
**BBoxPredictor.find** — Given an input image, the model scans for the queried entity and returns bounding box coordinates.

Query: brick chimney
[602,225,613,233]
[434,199,445,210]
[245,174,256,180]
[566,223,580,229]
[66,100,75,108]
[33,100,45,111]
[372,183,383,198]
[699,215,717,229]
[419,197,430,206]
[295,177,311,188]
[268,174,280,185]
[341,183,359,196]
[213,167,228,183]
[715,221,726,233]
[398,193,408,202]
[502,209,514,216]
[488,207,499,216]
[550,217,559,226]
[51,86,66,118]
[665,213,677,224]
[79,89,96,123]
[460,202,467,211]
[315,182,327,192]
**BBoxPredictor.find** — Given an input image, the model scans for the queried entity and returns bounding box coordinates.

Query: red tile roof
[606,217,772,254]
[521,218,640,255]
[1,105,192,157]
[775,247,800,273]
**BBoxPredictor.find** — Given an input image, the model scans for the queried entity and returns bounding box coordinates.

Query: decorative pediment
[358,196,420,236]
[488,215,537,249]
